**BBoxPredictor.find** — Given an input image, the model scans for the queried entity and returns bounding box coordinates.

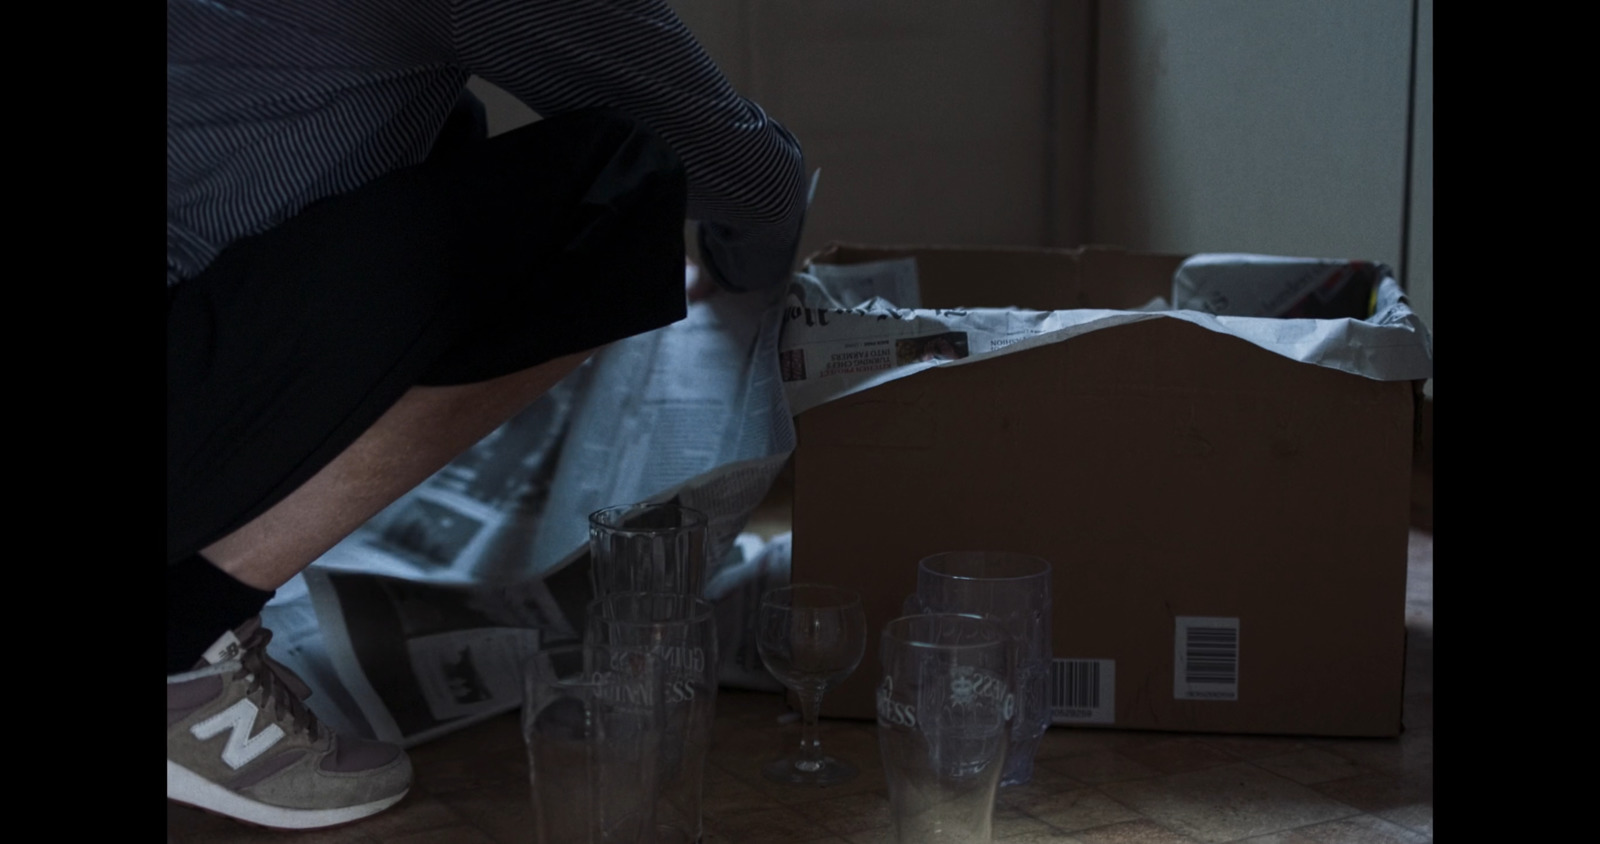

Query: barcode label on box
[1049,659,1115,724]
[1174,617,1240,701]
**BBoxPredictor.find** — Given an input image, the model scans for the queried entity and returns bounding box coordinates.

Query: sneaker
[166,617,411,829]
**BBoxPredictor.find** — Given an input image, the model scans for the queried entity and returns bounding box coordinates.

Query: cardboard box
[790,244,1417,737]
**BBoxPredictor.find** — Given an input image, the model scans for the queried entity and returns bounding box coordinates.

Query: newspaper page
[291,368,589,587]
[1172,253,1388,319]
[298,569,558,747]
[806,256,922,309]
[704,532,793,693]
[521,285,795,585]
[263,281,798,746]
[779,256,1434,416]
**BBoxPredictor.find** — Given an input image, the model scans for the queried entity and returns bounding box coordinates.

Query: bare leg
[201,348,594,591]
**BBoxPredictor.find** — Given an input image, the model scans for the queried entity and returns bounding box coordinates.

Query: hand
[686,256,718,303]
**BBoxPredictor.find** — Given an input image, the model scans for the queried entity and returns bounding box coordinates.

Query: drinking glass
[522,643,665,844]
[877,614,1013,844]
[907,551,1052,786]
[755,584,867,785]
[587,593,718,844]
[589,502,709,598]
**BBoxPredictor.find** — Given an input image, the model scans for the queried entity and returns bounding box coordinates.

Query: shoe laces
[233,625,322,736]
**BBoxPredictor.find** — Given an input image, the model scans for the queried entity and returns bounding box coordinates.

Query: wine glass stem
[796,687,825,770]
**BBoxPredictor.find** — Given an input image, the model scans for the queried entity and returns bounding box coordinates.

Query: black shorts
[167,107,689,564]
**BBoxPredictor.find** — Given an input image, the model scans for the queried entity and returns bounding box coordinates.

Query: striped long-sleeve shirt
[167,0,807,291]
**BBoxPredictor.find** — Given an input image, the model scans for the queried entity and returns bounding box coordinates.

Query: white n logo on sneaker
[190,699,285,769]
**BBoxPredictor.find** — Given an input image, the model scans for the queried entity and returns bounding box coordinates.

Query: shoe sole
[166,760,407,830]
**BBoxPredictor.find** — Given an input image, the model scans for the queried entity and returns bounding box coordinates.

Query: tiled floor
[168,530,1433,843]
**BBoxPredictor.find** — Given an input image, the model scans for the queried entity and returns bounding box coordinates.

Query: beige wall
[674,0,1066,261]
[1091,1,1413,264]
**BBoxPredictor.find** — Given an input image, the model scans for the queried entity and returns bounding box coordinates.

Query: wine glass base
[761,754,858,786]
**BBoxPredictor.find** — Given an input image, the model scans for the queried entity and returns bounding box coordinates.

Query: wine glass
[757,584,867,785]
